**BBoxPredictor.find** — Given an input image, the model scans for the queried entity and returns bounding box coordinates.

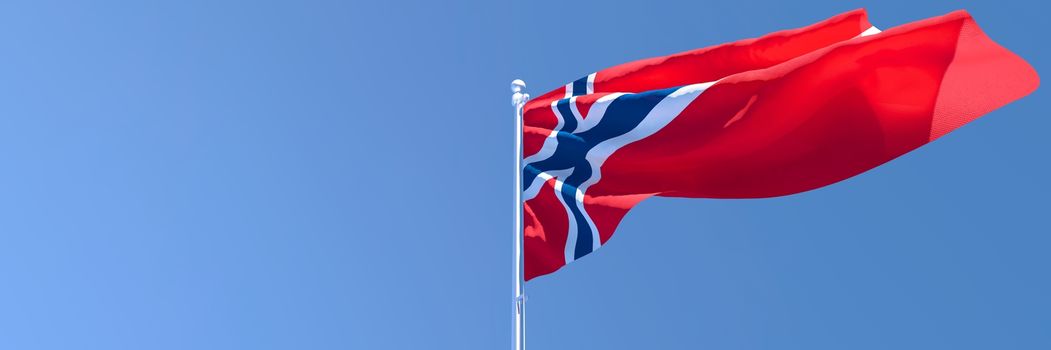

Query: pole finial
[511,79,526,93]
[511,79,529,108]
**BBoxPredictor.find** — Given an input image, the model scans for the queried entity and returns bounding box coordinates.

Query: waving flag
[521,9,1038,281]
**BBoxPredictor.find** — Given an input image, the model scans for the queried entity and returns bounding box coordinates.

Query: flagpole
[511,79,529,350]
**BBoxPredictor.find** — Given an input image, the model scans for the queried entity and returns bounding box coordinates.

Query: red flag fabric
[522,9,1038,281]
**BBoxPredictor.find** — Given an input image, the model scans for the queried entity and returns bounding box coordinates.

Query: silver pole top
[511,79,529,108]
[511,79,526,93]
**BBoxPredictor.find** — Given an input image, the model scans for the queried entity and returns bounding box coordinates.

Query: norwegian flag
[521,9,1038,281]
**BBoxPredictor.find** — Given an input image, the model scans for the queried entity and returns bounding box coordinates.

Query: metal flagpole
[511,79,529,350]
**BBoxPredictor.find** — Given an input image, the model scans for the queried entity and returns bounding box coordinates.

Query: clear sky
[0,0,1046,349]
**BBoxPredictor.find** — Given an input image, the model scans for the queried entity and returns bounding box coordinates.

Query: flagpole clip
[514,294,527,314]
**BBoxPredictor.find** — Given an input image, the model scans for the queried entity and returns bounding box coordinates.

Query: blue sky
[0,0,1047,349]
